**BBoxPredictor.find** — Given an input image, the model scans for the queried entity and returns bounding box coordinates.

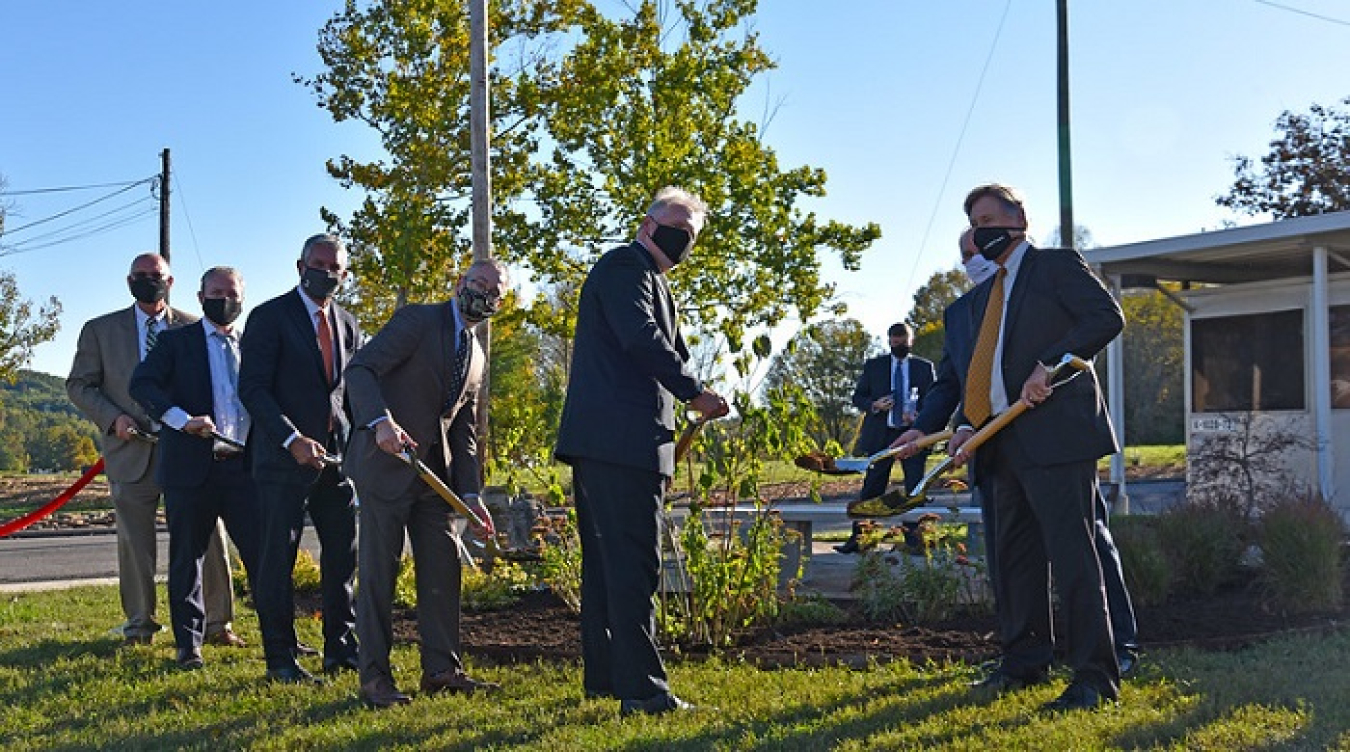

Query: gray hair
[464,257,510,287]
[300,233,347,265]
[200,266,243,291]
[963,184,1026,223]
[646,186,707,227]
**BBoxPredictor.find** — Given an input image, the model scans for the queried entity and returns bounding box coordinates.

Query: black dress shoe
[1117,652,1138,677]
[970,668,1048,694]
[832,539,860,554]
[266,664,324,685]
[619,693,696,717]
[176,648,204,670]
[361,678,412,709]
[420,669,501,695]
[323,656,360,674]
[1042,682,1115,712]
[293,640,319,657]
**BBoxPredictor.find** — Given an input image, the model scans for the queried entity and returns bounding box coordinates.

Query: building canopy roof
[1084,210,1350,287]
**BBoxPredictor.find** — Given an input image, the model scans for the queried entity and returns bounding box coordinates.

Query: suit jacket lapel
[1005,246,1039,337]
[285,290,331,386]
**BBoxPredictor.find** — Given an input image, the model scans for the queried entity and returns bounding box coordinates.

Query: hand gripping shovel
[846,354,1092,519]
[394,446,540,567]
[794,430,954,476]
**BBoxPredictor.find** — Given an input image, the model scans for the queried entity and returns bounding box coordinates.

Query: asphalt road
[0,527,324,592]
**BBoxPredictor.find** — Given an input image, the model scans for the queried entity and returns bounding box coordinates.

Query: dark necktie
[144,317,159,357]
[964,266,1007,427]
[443,326,473,416]
[890,360,905,428]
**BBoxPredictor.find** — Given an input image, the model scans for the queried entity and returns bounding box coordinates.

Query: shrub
[392,554,531,611]
[1110,515,1170,607]
[532,508,582,613]
[852,520,988,624]
[1260,497,1346,612]
[292,548,323,596]
[776,593,848,627]
[1156,504,1245,596]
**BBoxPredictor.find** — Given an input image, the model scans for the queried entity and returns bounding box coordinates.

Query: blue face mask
[963,253,998,285]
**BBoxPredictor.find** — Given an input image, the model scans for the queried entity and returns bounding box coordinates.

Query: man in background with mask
[927,185,1123,712]
[128,266,261,670]
[556,186,730,717]
[834,322,934,554]
[67,253,242,649]
[343,258,507,708]
[239,233,363,685]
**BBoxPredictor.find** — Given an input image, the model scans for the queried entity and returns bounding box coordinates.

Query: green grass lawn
[3,583,1348,750]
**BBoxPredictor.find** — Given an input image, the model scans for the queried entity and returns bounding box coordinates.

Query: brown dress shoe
[420,669,501,695]
[204,628,247,648]
[360,678,412,708]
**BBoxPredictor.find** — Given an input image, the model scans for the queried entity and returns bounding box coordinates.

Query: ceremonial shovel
[794,430,954,476]
[395,446,540,566]
[846,354,1092,519]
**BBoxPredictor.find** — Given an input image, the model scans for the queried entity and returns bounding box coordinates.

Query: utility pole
[159,148,171,262]
[468,0,494,449]
[1056,0,1074,249]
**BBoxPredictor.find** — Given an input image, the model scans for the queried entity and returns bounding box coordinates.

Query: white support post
[1311,246,1336,504]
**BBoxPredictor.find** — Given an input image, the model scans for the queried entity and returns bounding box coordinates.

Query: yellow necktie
[964,267,1006,427]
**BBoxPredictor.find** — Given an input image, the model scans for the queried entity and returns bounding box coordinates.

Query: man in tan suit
[344,258,506,708]
[67,252,242,647]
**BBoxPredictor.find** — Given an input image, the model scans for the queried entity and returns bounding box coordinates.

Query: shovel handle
[867,428,955,465]
[673,415,710,464]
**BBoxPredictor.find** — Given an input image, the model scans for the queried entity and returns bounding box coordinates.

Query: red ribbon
[0,458,106,538]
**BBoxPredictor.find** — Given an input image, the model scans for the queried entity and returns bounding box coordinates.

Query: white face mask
[963,254,998,286]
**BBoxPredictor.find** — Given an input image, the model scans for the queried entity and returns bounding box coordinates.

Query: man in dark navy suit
[555,186,729,717]
[129,266,261,670]
[835,322,935,553]
[929,185,1124,711]
[239,234,363,685]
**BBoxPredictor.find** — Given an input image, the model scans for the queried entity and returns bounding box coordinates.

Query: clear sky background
[3,0,1349,380]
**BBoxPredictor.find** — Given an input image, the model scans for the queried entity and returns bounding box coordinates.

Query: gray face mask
[963,254,998,285]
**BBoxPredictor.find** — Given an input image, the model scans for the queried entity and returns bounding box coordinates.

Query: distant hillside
[0,369,100,472]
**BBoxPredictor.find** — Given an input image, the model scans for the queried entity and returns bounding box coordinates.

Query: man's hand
[871,395,895,414]
[375,419,416,456]
[183,416,218,438]
[948,426,976,468]
[288,436,329,470]
[689,388,730,420]
[890,428,925,459]
[466,496,496,539]
[113,414,139,442]
[1020,362,1053,407]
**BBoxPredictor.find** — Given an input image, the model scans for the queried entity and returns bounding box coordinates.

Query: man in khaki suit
[67,252,242,647]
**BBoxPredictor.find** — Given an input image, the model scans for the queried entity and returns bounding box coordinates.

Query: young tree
[1217,96,1350,219]
[1120,287,1183,444]
[763,319,874,448]
[0,270,61,383]
[905,267,968,363]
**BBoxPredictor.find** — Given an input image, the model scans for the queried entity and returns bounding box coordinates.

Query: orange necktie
[964,266,1006,427]
[317,309,335,385]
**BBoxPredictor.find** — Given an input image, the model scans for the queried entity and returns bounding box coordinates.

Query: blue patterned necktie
[890,359,904,428]
[443,326,473,415]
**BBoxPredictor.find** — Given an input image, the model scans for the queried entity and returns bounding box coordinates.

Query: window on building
[1191,309,1305,412]
[1332,305,1350,409]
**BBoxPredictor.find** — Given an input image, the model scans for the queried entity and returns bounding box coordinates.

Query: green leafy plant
[291,548,323,597]
[1157,504,1246,597]
[1111,515,1171,607]
[852,516,989,624]
[1260,497,1346,612]
[391,554,532,612]
[532,508,582,613]
[775,592,849,627]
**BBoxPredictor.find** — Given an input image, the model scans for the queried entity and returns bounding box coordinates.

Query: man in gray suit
[344,258,507,708]
[555,186,729,717]
[67,252,242,647]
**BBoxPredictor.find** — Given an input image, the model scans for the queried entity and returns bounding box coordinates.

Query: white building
[1085,211,1350,516]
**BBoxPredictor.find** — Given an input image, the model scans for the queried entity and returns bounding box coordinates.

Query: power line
[1253,0,1350,27]
[4,195,155,247]
[0,207,158,256]
[0,178,154,197]
[170,168,206,272]
[903,0,1013,292]
[2,178,154,236]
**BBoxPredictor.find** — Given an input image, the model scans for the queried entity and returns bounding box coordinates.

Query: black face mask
[457,286,501,323]
[202,297,242,327]
[973,227,1021,261]
[891,345,911,359]
[300,266,341,300]
[129,276,168,305]
[651,224,693,265]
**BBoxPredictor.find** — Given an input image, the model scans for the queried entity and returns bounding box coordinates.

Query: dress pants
[110,477,234,639]
[161,456,260,651]
[356,483,462,686]
[255,465,357,670]
[857,425,928,501]
[573,457,669,702]
[983,431,1120,697]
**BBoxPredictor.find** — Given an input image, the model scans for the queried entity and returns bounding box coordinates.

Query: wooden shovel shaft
[674,415,709,464]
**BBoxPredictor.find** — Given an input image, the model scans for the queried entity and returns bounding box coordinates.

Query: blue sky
[3,1,1349,379]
